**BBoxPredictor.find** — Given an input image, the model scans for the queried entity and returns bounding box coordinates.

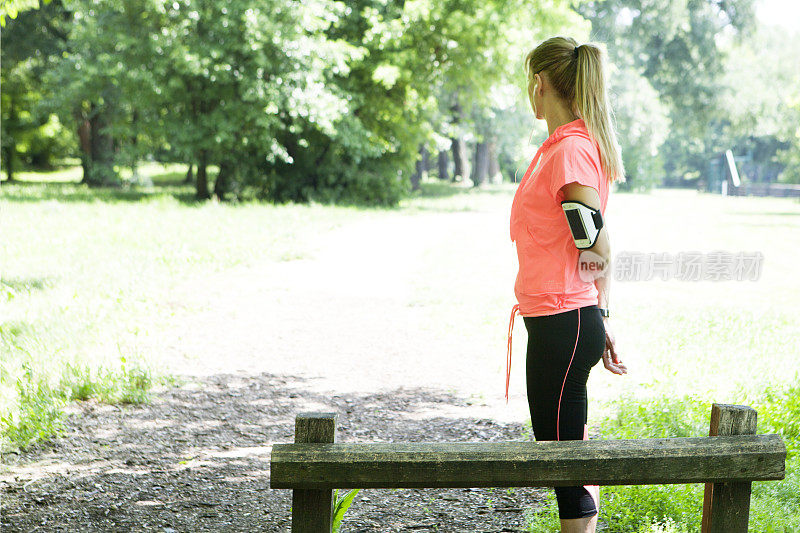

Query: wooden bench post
[702,403,757,532]
[291,412,337,533]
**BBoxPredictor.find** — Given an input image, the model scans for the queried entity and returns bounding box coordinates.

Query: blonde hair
[524,36,626,184]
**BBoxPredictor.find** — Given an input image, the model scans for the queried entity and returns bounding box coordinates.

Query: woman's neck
[545,104,580,136]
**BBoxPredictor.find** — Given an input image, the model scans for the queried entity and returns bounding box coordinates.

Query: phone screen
[564,209,588,240]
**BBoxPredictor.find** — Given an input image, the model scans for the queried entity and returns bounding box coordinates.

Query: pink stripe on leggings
[556,310,580,441]
[584,422,600,511]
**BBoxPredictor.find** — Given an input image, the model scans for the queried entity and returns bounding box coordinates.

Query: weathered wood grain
[702,404,758,533]
[290,413,336,533]
[271,433,785,489]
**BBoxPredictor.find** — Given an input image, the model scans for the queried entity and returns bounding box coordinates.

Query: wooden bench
[270,404,786,532]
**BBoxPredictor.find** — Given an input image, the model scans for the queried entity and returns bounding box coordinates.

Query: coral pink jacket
[510,118,609,316]
[505,118,609,401]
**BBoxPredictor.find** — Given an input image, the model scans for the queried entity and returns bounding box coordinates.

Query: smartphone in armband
[561,200,604,249]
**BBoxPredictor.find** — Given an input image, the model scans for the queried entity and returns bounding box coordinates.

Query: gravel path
[1,373,548,532]
[2,206,569,532]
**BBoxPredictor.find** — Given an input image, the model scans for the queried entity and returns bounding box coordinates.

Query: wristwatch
[599,308,610,318]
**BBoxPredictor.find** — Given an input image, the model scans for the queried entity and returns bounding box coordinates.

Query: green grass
[2,167,800,530]
[525,387,800,531]
[0,165,374,452]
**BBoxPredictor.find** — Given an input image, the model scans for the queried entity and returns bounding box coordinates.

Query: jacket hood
[540,118,591,150]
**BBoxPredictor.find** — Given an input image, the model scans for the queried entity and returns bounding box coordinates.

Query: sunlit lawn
[0,166,374,450]
[591,189,799,404]
[1,165,799,531]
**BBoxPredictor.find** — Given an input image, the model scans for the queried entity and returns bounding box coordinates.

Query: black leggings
[524,305,605,520]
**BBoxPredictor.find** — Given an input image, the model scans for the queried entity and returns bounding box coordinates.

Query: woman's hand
[602,318,627,375]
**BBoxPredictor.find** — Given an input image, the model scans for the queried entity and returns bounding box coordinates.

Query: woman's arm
[560,182,627,375]
[595,268,610,310]
[559,182,610,268]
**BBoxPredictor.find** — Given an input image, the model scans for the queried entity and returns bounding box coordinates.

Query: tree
[719,22,800,184]
[1,0,73,181]
[39,0,134,185]
[6,0,593,203]
[609,64,670,190]
[577,0,756,186]
[427,0,588,187]
[0,0,53,26]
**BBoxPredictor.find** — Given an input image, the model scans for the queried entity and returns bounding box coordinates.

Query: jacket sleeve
[548,139,603,200]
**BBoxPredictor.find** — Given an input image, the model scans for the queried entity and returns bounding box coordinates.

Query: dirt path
[1,207,560,532]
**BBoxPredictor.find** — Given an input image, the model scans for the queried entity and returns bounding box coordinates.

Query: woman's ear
[527,76,537,114]
[532,73,545,117]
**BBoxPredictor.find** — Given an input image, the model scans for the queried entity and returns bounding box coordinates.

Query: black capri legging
[523,304,605,520]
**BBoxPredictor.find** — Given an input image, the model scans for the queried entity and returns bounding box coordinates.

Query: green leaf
[332,488,360,533]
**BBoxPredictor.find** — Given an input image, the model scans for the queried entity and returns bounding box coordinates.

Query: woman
[507,36,628,532]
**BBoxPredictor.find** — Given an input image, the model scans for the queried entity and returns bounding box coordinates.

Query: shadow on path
[1,372,545,532]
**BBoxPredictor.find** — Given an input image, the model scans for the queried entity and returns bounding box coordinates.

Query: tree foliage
[4,0,585,202]
[578,0,757,186]
[1,0,72,179]
[719,22,800,183]
[0,0,52,26]
[4,0,798,198]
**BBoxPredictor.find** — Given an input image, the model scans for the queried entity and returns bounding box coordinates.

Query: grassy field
[1,165,799,531]
[1,164,373,449]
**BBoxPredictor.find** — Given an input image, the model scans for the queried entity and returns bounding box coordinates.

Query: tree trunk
[450,97,468,182]
[196,149,210,199]
[488,138,501,183]
[85,100,117,186]
[74,106,92,183]
[4,96,17,182]
[214,159,233,200]
[437,150,449,181]
[471,141,489,187]
[2,145,14,182]
[451,137,468,182]
[411,145,424,191]
[184,163,194,184]
[129,110,150,186]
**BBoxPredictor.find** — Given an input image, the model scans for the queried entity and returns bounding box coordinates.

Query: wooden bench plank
[271,434,785,489]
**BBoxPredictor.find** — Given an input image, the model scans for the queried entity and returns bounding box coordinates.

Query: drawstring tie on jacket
[506,304,521,403]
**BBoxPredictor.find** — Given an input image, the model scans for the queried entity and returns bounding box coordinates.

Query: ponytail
[574,43,625,183]
[525,37,626,184]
